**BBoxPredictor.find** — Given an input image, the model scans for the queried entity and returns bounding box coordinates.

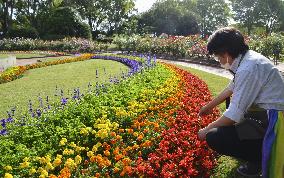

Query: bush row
[0,38,109,53]
[113,34,284,62]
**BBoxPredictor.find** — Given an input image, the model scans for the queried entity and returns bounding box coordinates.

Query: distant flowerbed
[0,54,219,177]
[0,54,93,84]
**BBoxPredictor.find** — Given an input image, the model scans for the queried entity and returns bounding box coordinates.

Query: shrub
[7,25,39,39]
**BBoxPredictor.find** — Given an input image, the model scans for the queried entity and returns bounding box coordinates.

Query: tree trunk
[3,0,9,36]
[88,16,93,31]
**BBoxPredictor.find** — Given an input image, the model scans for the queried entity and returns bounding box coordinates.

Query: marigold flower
[113,167,120,173]
[87,151,94,157]
[64,158,76,169]
[80,128,89,135]
[40,169,48,177]
[75,155,82,164]
[4,165,12,171]
[104,150,110,157]
[4,173,13,178]
[29,168,37,175]
[45,162,54,171]
[53,158,62,167]
[137,135,143,141]
[59,138,67,146]
[19,161,30,169]
[69,142,76,148]
[23,157,30,162]
[49,174,57,178]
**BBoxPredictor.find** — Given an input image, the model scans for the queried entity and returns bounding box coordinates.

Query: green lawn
[0,53,48,59]
[177,65,243,178]
[0,59,128,117]
[34,55,75,62]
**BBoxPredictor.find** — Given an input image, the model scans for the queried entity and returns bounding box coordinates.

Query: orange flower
[115,154,123,161]
[137,134,143,141]
[104,150,110,157]
[110,132,116,137]
[113,147,119,155]
[127,129,133,134]
[58,167,71,178]
[113,167,120,173]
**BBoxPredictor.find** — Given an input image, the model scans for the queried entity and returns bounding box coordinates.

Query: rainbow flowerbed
[1,54,220,178]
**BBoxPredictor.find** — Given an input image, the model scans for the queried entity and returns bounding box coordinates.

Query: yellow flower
[56,154,62,159]
[65,158,76,169]
[4,173,13,178]
[80,128,89,135]
[40,169,48,177]
[39,157,46,164]
[59,138,67,146]
[87,151,94,158]
[45,162,54,171]
[53,157,62,167]
[92,146,98,152]
[29,168,37,175]
[19,161,30,169]
[69,142,76,147]
[96,129,108,139]
[63,149,74,155]
[75,155,82,164]
[37,167,44,173]
[4,165,12,171]
[45,155,51,163]
[23,157,30,162]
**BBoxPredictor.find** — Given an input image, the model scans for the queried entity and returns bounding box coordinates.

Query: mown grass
[177,65,244,178]
[0,59,129,117]
[33,55,75,62]
[0,53,47,58]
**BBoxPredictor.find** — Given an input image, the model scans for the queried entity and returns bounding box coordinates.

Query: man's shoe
[236,162,262,177]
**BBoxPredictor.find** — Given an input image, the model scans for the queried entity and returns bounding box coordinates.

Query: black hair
[207,27,249,58]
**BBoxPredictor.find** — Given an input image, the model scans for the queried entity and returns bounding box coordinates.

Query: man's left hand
[198,128,209,141]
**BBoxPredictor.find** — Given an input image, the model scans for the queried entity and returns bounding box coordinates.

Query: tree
[41,7,92,39]
[230,0,263,35]
[104,0,135,35]
[196,0,230,37]
[138,0,199,36]
[258,0,282,34]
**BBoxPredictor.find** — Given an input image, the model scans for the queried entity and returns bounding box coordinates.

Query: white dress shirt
[224,50,284,122]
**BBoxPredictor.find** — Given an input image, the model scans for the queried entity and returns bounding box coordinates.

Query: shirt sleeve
[223,67,262,122]
[227,79,234,91]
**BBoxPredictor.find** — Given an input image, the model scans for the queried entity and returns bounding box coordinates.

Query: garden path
[160,59,284,79]
[159,59,233,79]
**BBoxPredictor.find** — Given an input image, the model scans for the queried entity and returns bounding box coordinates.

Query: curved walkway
[159,59,233,79]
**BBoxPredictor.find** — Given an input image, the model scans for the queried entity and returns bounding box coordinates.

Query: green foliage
[0,63,174,175]
[139,0,200,36]
[0,38,106,52]
[41,7,91,40]
[230,0,283,35]
[249,33,284,61]
[196,0,230,36]
[7,25,39,39]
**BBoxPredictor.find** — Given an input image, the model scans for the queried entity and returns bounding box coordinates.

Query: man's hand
[199,105,213,116]
[198,127,209,141]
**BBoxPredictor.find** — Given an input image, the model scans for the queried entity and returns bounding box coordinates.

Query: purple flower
[36,109,42,117]
[0,129,7,136]
[61,98,68,105]
[1,119,6,128]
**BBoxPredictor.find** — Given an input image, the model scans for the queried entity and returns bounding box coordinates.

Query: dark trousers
[206,125,263,163]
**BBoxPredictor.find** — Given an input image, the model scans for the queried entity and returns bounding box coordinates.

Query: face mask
[220,57,231,70]
[221,62,231,70]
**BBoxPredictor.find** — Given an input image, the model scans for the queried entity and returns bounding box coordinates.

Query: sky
[135,0,156,13]
[135,0,232,13]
